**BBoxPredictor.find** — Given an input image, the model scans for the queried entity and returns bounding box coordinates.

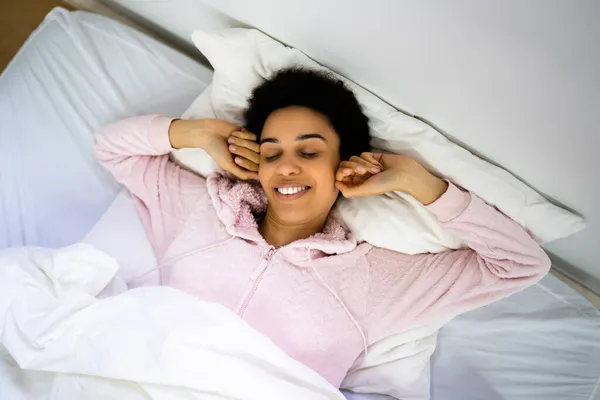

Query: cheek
[312,160,337,189]
[258,163,273,187]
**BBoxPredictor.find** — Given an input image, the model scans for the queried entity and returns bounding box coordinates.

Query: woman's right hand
[169,118,260,180]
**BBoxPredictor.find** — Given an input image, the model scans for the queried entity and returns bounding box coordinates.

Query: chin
[264,185,336,225]
[272,206,312,224]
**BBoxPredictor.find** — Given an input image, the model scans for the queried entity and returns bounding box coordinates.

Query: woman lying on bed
[93,68,550,387]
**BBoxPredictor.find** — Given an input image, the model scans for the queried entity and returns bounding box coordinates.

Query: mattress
[0,7,212,249]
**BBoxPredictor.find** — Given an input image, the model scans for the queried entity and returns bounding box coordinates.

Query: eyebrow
[260,133,327,145]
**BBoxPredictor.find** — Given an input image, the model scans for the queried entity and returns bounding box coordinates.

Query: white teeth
[277,187,307,195]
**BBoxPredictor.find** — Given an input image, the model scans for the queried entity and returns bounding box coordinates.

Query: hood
[206,172,358,257]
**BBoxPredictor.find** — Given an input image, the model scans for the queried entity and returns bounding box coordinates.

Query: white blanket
[0,244,345,400]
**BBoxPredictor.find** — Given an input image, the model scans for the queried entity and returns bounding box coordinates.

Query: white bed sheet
[0,7,212,249]
[432,275,600,400]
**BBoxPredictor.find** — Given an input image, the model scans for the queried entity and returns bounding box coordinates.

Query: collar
[206,172,357,258]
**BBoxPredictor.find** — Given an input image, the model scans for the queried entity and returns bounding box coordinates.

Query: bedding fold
[0,244,344,400]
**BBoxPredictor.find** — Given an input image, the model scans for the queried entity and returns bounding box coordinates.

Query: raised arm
[334,153,550,341]
[93,115,258,258]
[93,115,205,257]
[366,181,550,338]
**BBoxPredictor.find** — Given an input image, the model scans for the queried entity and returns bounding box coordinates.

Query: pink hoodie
[94,115,550,387]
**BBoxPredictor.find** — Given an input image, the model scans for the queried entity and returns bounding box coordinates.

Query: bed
[0,7,212,249]
[1,7,599,400]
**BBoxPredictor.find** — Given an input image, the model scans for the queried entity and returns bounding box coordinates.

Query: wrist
[420,176,448,205]
[168,119,209,149]
[398,171,448,205]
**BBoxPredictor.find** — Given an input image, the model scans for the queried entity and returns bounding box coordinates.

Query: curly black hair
[244,68,371,161]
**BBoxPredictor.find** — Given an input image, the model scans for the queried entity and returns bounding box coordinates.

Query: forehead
[261,106,339,144]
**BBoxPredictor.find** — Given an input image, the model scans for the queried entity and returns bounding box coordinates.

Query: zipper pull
[265,248,275,260]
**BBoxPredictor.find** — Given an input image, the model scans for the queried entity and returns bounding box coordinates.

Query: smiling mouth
[274,185,311,200]
[276,186,309,195]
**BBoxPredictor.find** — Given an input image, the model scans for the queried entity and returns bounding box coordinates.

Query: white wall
[110,0,600,287]
[105,0,246,44]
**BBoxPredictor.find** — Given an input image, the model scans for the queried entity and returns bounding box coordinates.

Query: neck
[258,208,328,248]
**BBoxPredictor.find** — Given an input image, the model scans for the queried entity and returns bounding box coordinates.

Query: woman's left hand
[335,153,448,205]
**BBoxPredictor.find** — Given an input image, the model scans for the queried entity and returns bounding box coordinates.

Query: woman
[94,68,550,387]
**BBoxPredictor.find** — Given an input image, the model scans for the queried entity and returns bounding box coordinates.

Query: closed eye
[263,152,319,162]
[300,152,318,159]
[264,154,281,162]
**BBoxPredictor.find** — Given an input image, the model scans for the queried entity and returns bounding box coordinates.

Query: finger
[337,161,368,179]
[350,155,381,174]
[225,161,258,180]
[335,181,348,192]
[229,144,260,164]
[228,137,260,154]
[335,181,362,198]
[360,152,384,169]
[336,181,372,199]
[336,163,357,181]
[231,131,257,142]
[335,168,353,182]
[234,156,259,172]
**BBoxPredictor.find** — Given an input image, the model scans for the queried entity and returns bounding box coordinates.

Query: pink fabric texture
[93,115,551,387]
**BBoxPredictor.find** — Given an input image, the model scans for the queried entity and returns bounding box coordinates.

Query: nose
[275,153,301,176]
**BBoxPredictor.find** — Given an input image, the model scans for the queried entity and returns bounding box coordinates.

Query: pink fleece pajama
[94,115,551,387]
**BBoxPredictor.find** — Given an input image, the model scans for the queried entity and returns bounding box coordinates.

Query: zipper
[237,247,275,317]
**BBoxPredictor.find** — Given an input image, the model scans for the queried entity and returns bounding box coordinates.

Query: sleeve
[93,115,208,259]
[364,182,551,342]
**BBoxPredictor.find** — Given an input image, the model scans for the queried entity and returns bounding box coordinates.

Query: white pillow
[173,28,584,250]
